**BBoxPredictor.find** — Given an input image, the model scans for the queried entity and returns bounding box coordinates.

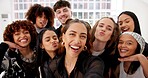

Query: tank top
[119,62,145,78]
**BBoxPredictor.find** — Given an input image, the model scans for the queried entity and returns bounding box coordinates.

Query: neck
[65,54,77,75]
[19,46,33,58]
[46,51,55,59]
[93,39,107,52]
[123,61,131,73]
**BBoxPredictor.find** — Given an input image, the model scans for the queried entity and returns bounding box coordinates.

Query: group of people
[0,0,148,78]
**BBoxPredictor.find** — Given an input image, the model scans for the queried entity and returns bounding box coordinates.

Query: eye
[14,32,20,36]
[80,35,87,39]
[118,41,123,44]
[69,33,75,36]
[24,31,29,34]
[107,27,112,31]
[63,8,68,12]
[125,20,129,23]
[56,11,61,14]
[53,36,58,40]
[99,25,103,27]
[126,42,132,45]
[118,22,122,26]
[45,38,50,42]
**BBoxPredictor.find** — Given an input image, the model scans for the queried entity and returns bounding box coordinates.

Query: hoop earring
[83,46,87,51]
[61,42,65,46]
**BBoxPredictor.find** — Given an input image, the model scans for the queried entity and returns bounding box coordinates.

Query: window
[12,0,122,27]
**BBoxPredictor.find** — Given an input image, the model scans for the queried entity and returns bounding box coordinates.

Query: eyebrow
[107,25,113,28]
[69,30,87,35]
[119,18,130,22]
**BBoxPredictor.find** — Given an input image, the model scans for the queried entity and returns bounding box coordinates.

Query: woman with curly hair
[25,4,55,33]
[0,20,40,78]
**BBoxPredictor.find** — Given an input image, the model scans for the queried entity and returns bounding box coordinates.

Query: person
[117,11,148,56]
[25,4,55,33]
[90,17,120,78]
[36,28,60,77]
[53,0,72,38]
[0,20,39,77]
[48,19,104,78]
[111,32,148,78]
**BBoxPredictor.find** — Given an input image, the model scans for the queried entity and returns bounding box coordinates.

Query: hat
[120,32,145,53]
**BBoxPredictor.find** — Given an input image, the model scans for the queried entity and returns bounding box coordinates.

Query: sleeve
[84,56,104,78]
[0,42,9,65]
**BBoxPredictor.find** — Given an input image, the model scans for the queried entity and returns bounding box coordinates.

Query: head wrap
[120,32,145,53]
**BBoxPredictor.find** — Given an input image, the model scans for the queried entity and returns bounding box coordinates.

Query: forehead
[119,14,132,21]
[120,34,136,42]
[56,7,70,11]
[99,18,114,26]
[67,22,87,33]
[44,30,56,36]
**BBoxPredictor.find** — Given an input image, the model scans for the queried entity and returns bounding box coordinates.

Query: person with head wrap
[117,11,148,57]
[111,32,148,78]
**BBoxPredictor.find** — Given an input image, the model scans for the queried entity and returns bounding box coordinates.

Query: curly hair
[3,20,37,49]
[25,4,55,27]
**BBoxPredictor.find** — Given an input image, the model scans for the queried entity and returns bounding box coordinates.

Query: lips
[120,49,128,53]
[99,31,105,36]
[20,39,28,43]
[121,27,129,32]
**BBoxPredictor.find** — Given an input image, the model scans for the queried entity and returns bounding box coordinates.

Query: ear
[40,44,44,49]
[62,33,65,43]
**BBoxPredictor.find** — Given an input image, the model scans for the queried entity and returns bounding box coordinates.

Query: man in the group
[53,0,72,38]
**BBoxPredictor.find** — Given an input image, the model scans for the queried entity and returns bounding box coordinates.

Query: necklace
[20,52,36,63]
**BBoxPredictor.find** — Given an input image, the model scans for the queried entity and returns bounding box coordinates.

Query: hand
[118,54,143,62]
[4,41,20,49]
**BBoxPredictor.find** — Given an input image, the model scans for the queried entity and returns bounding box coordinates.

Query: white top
[92,49,105,56]
[119,62,145,78]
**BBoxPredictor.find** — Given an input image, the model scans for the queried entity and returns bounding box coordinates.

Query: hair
[36,28,59,63]
[3,20,37,49]
[53,0,71,12]
[90,17,120,50]
[111,35,141,77]
[58,19,92,54]
[25,4,55,27]
[84,21,91,33]
[117,11,141,35]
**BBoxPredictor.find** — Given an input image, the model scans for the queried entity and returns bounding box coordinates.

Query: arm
[84,56,104,78]
[0,42,9,65]
[0,41,20,65]
[118,54,148,77]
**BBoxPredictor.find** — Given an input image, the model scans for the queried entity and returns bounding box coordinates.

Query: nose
[120,42,127,48]
[75,36,81,44]
[60,11,66,16]
[101,26,106,31]
[20,33,25,37]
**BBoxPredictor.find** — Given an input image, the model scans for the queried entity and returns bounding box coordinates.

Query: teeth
[20,39,27,42]
[71,46,79,49]
[120,49,128,52]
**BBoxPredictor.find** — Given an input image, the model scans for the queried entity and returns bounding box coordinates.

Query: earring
[83,46,87,51]
[61,42,65,46]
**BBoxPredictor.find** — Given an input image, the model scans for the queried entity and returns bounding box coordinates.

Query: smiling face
[95,18,114,42]
[13,29,31,48]
[55,7,72,25]
[41,30,59,53]
[118,14,135,33]
[36,12,48,29]
[118,34,137,57]
[62,22,87,58]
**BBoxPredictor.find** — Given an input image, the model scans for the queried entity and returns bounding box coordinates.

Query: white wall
[0,0,147,42]
[0,0,12,42]
[122,0,148,42]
